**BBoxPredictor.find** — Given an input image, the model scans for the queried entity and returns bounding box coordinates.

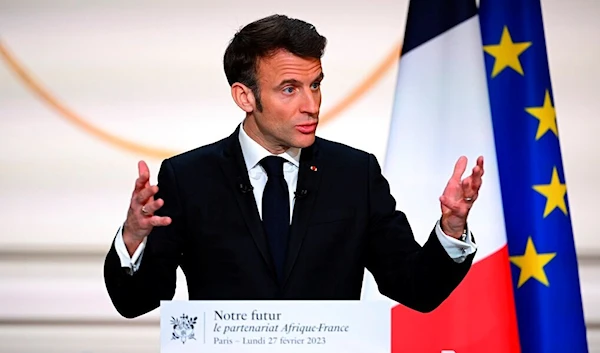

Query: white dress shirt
[115,122,477,273]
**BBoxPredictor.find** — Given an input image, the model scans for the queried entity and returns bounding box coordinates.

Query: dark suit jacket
[104,126,475,319]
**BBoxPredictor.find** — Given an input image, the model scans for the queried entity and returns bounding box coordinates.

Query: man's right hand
[123,161,172,256]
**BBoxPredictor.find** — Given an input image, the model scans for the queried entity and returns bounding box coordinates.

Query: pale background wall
[0,0,598,351]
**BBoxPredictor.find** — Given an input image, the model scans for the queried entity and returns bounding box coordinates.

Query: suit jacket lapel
[218,127,276,277]
[282,140,322,287]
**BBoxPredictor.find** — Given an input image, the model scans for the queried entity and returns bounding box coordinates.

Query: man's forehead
[257,52,322,82]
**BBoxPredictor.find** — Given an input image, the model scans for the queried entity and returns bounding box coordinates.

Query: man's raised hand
[439,156,484,239]
[122,161,172,254]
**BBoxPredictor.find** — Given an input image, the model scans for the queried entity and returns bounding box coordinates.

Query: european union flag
[479,0,589,351]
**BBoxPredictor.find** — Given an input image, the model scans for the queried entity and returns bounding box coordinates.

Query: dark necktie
[260,156,290,282]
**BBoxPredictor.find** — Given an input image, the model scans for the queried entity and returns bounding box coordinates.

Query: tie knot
[260,156,285,177]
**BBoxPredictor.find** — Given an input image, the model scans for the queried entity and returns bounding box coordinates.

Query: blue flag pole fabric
[479,0,589,351]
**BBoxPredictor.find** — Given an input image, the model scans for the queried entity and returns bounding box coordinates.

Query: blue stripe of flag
[401,0,476,55]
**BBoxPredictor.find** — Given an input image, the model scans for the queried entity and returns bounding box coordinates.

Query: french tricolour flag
[361,0,521,351]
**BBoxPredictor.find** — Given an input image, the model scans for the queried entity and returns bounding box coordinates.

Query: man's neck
[242,118,290,155]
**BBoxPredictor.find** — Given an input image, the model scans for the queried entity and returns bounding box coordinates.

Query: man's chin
[293,134,316,148]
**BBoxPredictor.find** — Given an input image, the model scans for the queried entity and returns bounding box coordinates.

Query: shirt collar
[238,122,301,171]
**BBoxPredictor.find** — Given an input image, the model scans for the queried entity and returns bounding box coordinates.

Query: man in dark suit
[104,14,481,319]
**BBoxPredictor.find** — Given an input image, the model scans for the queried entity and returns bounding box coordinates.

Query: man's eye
[283,87,294,94]
[311,82,321,90]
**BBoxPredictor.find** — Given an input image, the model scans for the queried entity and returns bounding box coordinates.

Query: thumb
[439,195,458,212]
[439,195,450,210]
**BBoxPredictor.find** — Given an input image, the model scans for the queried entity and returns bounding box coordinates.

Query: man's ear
[231,83,256,113]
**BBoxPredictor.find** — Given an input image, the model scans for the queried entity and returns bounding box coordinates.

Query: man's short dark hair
[223,14,327,111]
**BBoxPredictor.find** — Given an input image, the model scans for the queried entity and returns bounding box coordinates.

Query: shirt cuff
[435,220,477,263]
[114,225,147,275]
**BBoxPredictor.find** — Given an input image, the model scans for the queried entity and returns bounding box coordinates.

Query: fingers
[134,160,150,191]
[461,177,472,191]
[125,162,170,241]
[138,160,150,179]
[148,215,172,227]
[471,166,483,191]
[451,156,468,181]
[460,178,477,201]
[136,185,159,205]
[460,176,480,204]
[466,155,485,194]
[440,156,485,220]
[140,198,164,215]
[128,198,170,236]
[472,156,484,179]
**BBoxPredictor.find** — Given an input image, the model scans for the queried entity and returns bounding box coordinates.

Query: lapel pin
[310,165,318,172]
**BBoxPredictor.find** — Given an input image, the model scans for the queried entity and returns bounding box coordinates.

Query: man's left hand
[439,156,484,239]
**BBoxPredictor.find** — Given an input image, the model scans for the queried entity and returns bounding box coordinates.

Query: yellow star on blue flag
[509,236,556,287]
[532,166,568,217]
[483,26,532,77]
[525,90,558,140]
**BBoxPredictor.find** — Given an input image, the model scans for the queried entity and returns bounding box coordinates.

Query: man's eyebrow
[276,72,325,88]
[276,78,302,88]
